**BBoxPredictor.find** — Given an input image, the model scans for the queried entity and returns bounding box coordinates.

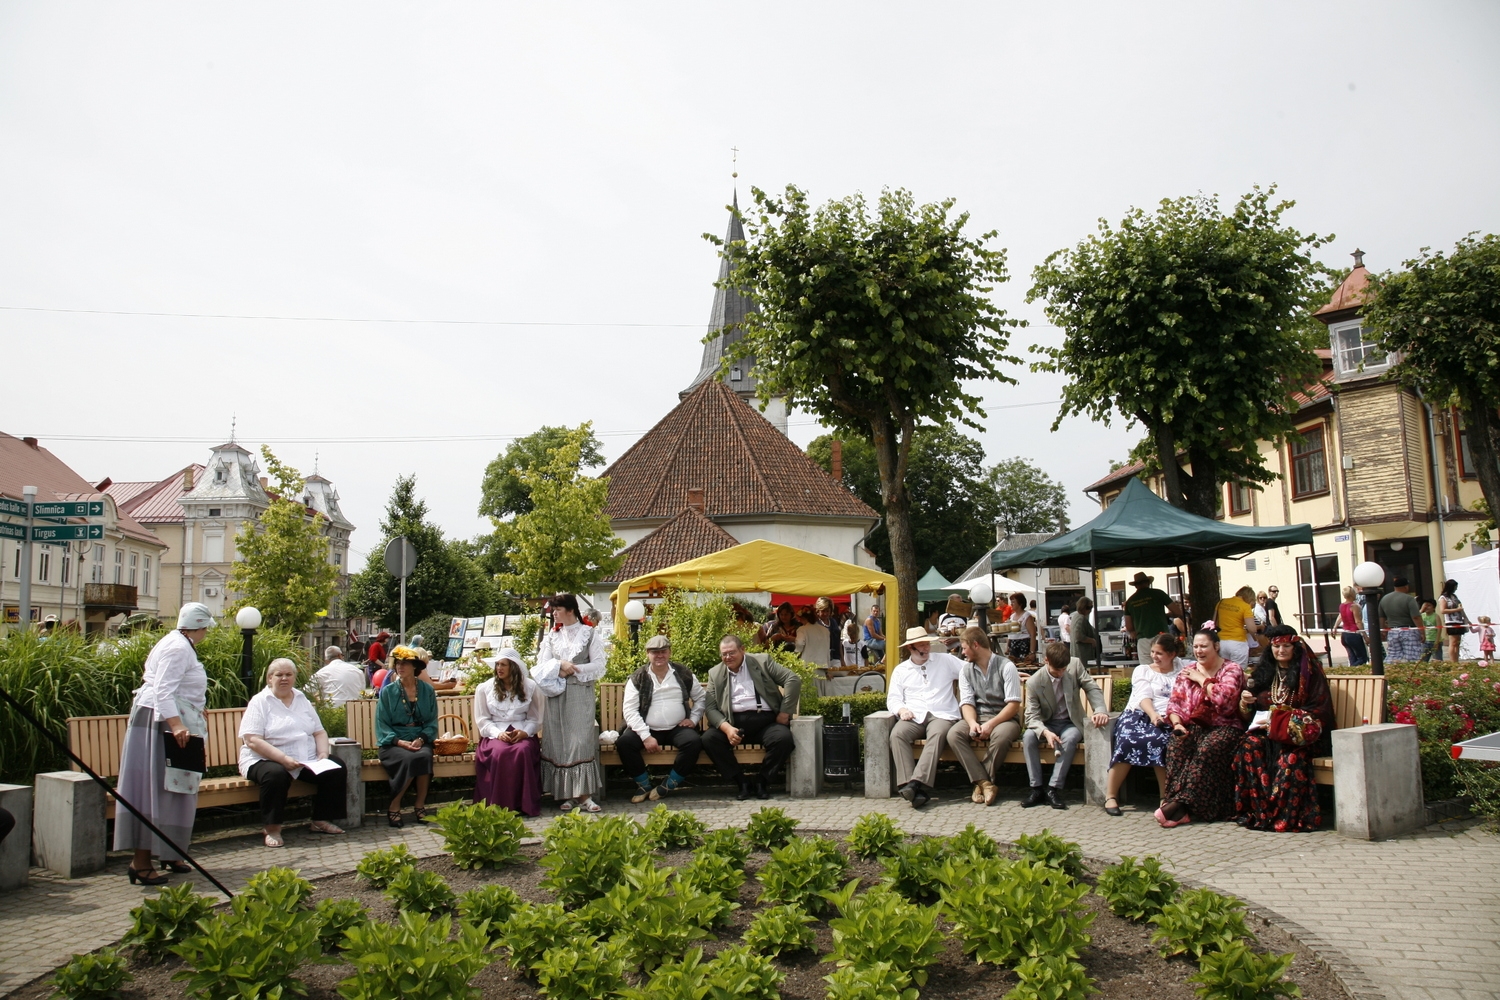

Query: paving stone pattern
[1,791,1495,999]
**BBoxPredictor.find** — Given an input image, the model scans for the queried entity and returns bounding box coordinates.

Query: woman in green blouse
[375,646,438,827]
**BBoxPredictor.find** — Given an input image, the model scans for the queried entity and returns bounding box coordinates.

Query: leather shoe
[754,775,770,800]
[1021,785,1047,808]
[981,780,1000,806]
[898,781,916,803]
[1047,787,1067,810]
[735,776,753,801]
[911,782,930,809]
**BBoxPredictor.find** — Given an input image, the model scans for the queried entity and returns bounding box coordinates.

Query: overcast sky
[3,3,1497,565]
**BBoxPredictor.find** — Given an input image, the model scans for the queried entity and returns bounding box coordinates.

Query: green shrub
[119,882,217,962]
[704,944,782,1000]
[432,800,528,869]
[1005,955,1097,1000]
[242,866,315,909]
[643,804,708,850]
[576,864,723,970]
[1150,887,1251,960]
[823,960,919,1000]
[756,835,848,914]
[678,850,746,903]
[46,948,132,1000]
[948,822,999,861]
[940,858,1093,965]
[355,842,416,888]
[742,903,817,956]
[1455,758,1500,828]
[314,702,348,738]
[384,867,456,914]
[698,829,750,868]
[1014,829,1085,879]
[814,692,890,731]
[534,937,630,1000]
[824,882,944,987]
[620,947,713,1000]
[540,813,651,908]
[1096,855,1180,921]
[844,812,905,858]
[457,884,525,944]
[312,898,369,953]
[173,896,322,1000]
[337,911,492,1000]
[744,806,799,849]
[1187,941,1303,1000]
[499,902,571,972]
[880,836,951,902]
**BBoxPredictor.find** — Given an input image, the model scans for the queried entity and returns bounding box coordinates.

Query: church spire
[682,196,760,397]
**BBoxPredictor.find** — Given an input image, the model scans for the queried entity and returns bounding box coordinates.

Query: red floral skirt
[1164,724,1243,822]
[1233,732,1321,832]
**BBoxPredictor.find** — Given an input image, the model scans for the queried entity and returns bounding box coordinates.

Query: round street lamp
[1352,561,1386,679]
[624,599,647,644]
[969,579,995,632]
[235,606,262,702]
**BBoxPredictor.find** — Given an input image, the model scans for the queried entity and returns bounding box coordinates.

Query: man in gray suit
[702,634,801,800]
[1022,641,1109,810]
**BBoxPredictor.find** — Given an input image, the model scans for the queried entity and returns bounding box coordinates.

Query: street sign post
[31,524,104,542]
[383,536,418,644]
[30,501,105,518]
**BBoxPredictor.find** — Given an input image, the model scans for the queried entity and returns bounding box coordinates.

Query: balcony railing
[84,583,138,610]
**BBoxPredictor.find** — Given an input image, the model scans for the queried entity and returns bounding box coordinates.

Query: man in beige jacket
[1021,641,1109,810]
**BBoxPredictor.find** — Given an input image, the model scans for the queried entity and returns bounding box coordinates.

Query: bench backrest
[344,694,477,749]
[1326,675,1385,730]
[68,707,250,778]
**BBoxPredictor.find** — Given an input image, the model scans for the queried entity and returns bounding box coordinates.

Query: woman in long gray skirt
[113,603,215,885]
[535,594,605,812]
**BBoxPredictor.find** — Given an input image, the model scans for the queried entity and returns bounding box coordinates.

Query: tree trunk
[869,415,919,641]
[1463,404,1500,540]
[1181,448,1223,632]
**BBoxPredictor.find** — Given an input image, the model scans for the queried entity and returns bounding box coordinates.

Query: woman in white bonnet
[472,648,543,816]
[113,602,214,884]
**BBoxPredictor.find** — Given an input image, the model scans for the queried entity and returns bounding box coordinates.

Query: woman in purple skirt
[472,648,543,816]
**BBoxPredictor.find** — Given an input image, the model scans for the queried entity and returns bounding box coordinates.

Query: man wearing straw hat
[886,625,965,809]
[1123,572,1173,666]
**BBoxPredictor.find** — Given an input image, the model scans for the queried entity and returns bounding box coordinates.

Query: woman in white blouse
[472,648,543,816]
[535,593,606,812]
[238,658,346,847]
[1102,632,1186,816]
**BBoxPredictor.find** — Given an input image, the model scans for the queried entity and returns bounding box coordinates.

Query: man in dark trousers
[702,635,801,800]
[616,634,706,804]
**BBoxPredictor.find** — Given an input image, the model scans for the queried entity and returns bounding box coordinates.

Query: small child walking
[1479,615,1495,668]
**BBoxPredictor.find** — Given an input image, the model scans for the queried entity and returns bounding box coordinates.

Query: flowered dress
[1110,659,1184,768]
[1163,660,1246,822]
[1233,652,1334,832]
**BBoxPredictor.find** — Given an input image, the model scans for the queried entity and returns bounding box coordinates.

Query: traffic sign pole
[383,536,418,646]
[17,486,36,630]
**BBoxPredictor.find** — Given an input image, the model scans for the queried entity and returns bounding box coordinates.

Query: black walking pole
[0,684,234,899]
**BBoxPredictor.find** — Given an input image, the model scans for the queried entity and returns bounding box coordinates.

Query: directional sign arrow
[30,524,104,542]
[30,501,105,518]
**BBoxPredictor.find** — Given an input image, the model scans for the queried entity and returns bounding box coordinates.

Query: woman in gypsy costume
[472,647,543,816]
[534,593,605,812]
[1157,626,1246,827]
[1233,625,1335,832]
[113,602,216,885]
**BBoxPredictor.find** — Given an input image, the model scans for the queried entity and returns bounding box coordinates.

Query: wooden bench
[597,681,769,767]
[904,675,1115,770]
[1313,674,1386,785]
[344,695,481,782]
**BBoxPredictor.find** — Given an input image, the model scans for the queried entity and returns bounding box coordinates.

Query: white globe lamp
[235,606,263,630]
[1352,562,1385,590]
[234,606,262,704]
[1351,562,1386,678]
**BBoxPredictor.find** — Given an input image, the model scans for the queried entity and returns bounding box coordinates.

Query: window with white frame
[129,552,138,586]
[11,545,18,579]
[142,555,151,596]
[1166,573,1184,599]
[1330,319,1389,377]
[204,532,224,563]
[91,544,105,583]
[61,552,71,585]
[38,548,50,582]
[1296,554,1341,631]
[114,548,123,584]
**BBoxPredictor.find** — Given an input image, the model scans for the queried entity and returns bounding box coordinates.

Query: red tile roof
[598,506,741,584]
[0,432,162,545]
[603,379,877,521]
[112,466,204,524]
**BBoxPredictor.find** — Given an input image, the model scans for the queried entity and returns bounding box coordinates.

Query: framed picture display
[466,616,484,633]
[445,637,464,659]
[462,632,480,649]
[483,614,505,637]
[448,617,466,639]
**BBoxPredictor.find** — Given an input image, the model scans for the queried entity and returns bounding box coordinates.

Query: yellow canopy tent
[609,539,898,669]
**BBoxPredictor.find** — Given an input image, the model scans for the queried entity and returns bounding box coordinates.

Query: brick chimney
[831,440,843,482]
[259,476,269,490]
[686,488,705,513]
[22,437,38,450]
[95,477,112,491]
[183,468,194,491]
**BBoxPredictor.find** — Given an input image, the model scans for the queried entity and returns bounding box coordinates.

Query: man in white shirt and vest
[617,634,706,803]
[887,626,965,809]
[308,646,367,708]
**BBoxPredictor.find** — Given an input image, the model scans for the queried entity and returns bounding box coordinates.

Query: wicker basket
[433,714,472,756]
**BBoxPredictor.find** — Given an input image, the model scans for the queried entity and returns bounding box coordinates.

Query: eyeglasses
[1268,589,1279,594]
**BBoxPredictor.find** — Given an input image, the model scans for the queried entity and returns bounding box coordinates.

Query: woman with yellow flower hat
[374,646,438,827]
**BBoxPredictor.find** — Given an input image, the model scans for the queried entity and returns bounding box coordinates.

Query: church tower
[680,195,788,434]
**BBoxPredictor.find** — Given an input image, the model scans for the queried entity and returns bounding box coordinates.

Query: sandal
[160,860,192,873]
[264,833,284,848]
[128,865,170,886]
[387,810,403,829]
[308,821,345,835]
[1104,797,1123,817]
[577,798,602,814]
[412,806,429,825]
[558,798,577,812]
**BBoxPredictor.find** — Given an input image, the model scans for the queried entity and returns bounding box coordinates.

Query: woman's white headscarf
[492,647,532,696]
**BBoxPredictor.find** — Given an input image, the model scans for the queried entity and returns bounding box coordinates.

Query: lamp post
[1353,561,1385,678]
[969,580,994,632]
[624,599,646,645]
[235,606,262,702]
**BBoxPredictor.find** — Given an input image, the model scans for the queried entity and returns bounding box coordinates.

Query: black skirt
[377,744,434,793]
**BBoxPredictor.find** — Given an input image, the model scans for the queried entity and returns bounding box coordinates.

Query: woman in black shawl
[1232,624,1335,832]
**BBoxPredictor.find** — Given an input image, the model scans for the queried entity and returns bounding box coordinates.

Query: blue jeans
[1340,631,1368,667]
[1022,718,1082,789]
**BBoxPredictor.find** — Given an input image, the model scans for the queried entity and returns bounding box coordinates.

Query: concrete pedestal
[329,742,364,828]
[0,783,32,890]
[1332,723,1426,840]
[1083,714,1119,807]
[787,716,824,799]
[863,711,896,798]
[32,771,106,878]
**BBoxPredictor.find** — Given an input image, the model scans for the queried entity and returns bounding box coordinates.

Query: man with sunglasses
[1263,587,1283,628]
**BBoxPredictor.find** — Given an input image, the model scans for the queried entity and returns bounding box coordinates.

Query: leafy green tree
[494,423,624,598]
[720,186,1020,634]
[345,476,499,627]
[479,425,605,520]
[809,428,1003,581]
[988,458,1069,537]
[1363,233,1500,545]
[1029,187,1329,615]
[226,447,338,634]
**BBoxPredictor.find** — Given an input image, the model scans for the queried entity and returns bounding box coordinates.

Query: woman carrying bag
[113,603,215,885]
[535,593,605,812]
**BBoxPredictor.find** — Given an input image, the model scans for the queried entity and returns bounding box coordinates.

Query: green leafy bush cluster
[881,836,951,902]
[339,911,493,1000]
[823,960,919,1000]
[1096,855,1180,920]
[1187,941,1303,1000]
[678,850,746,903]
[576,863,726,970]
[1005,954,1097,1000]
[824,880,944,987]
[384,867,456,914]
[844,812,905,858]
[534,937,631,1000]
[742,904,817,956]
[540,813,651,908]
[172,894,323,1000]
[948,822,999,861]
[744,806,800,849]
[432,800,529,869]
[698,829,750,867]
[242,866,315,909]
[622,945,782,1000]
[813,692,890,730]
[457,884,525,944]
[940,858,1094,966]
[355,842,416,888]
[46,948,133,1000]
[1014,829,1085,878]
[312,898,369,953]
[1150,887,1252,960]
[499,902,572,972]
[643,804,708,850]
[756,835,848,913]
[120,883,218,962]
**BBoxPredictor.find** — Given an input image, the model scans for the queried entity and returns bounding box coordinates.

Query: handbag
[1267,705,1322,747]
[162,733,206,794]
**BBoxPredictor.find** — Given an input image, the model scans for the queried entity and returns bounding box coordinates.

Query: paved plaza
[1,790,1495,1000]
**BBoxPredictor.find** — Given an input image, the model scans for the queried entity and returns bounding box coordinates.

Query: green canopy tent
[916,566,955,602]
[991,478,1320,665]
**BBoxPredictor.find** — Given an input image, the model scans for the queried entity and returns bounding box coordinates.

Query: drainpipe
[1416,392,1449,559]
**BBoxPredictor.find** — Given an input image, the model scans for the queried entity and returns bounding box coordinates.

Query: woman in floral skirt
[1157,626,1246,827]
[1233,625,1334,832]
[1103,632,1186,815]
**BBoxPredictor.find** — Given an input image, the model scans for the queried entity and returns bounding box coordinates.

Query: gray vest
[629,661,696,723]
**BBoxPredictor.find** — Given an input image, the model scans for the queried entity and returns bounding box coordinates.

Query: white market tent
[1443,547,1499,660]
